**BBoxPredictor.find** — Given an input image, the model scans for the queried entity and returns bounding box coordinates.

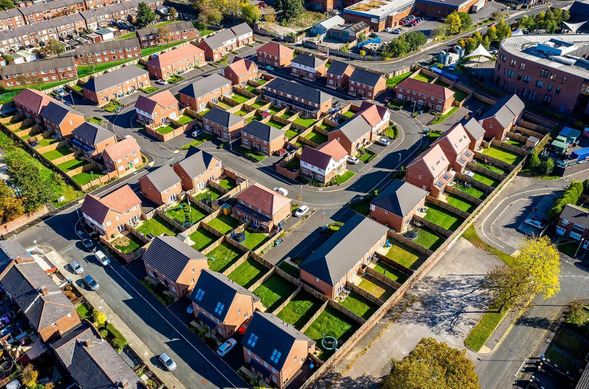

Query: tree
[16,73,43,89]
[169,7,177,20]
[382,338,480,389]
[486,25,497,42]
[359,49,366,57]
[431,24,447,40]
[197,3,222,27]
[264,7,276,24]
[482,36,491,50]
[135,2,156,28]
[456,12,472,31]
[157,25,172,48]
[527,149,541,172]
[565,300,587,326]
[92,310,107,326]
[0,181,24,223]
[0,0,15,9]
[274,0,304,21]
[444,12,462,35]
[4,156,55,212]
[46,39,65,56]
[241,3,260,25]
[496,19,511,40]
[540,157,554,176]
[21,364,39,387]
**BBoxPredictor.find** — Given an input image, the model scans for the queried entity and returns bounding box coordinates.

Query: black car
[81,238,94,251]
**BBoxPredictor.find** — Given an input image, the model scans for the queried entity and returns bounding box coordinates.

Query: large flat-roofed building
[493,35,589,117]
[343,0,414,31]
[414,0,484,18]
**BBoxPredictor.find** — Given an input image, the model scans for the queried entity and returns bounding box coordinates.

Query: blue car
[83,275,99,291]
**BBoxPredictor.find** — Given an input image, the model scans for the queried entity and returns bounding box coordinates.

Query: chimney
[85,340,93,347]
[120,380,129,388]
[40,287,48,296]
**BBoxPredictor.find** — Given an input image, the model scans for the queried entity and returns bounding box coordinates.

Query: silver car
[159,353,177,371]
[70,260,84,274]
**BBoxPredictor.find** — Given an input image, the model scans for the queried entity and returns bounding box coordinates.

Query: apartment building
[256,42,294,68]
[74,37,141,66]
[0,57,77,88]
[262,78,334,119]
[178,74,232,112]
[147,43,205,80]
[83,65,150,106]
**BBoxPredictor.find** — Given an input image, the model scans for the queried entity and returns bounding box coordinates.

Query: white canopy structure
[564,20,587,33]
[463,44,493,60]
[512,28,524,36]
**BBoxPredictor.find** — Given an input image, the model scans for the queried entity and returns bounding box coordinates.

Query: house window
[247,333,258,347]
[270,349,282,364]
[214,302,225,315]
[194,288,205,302]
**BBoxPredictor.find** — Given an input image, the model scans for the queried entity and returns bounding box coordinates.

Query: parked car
[81,238,94,251]
[192,129,203,138]
[95,250,110,266]
[159,353,177,371]
[274,148,287,156]
[83,275,99,291]
[525,218,545,230]
[156,79,167,85]
[376,138,390,146]
[294,205,309,217]
[70,260,84,274]
[265,65,275,71]
[392,28,402,34]
[216,338,237,357]
[347,155,360,164]
[273,187,288,196]
[399,20,405,25]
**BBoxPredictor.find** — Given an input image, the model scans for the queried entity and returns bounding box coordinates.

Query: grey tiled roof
[175,146,217,180]
[203,107,243,128]
[136,21,195,38]
[72,122,115,146]
[189,269,259,322]
[75,37,140,58]
[349,68,384,87]
[264,78,333,105]
[0,14,84,41]
[230,22,252,37]
[142,164,180,193]
[241,121,283,142]
[0,240,32,273]
[0,57,75,77]
[560,204,589,229]
[178,74,230,99]
[332,114,372,143]
[292,54,325,68]
[52,323,142,389]
[482,94,525,129]
[143,236,207,282]
[83,65,148,93]
[241,311,313,371]
[300,214,388,286]
[40,101,82,125]
[463,117,485,141]
[371,180,428,217]
[200,28,236,51]
[327,60,353,76]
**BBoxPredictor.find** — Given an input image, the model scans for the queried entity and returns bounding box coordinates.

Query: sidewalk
[41,247,184,389]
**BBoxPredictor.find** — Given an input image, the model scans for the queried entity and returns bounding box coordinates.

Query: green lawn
[118,32,136,40]
[294,117,317,127]
[285,129,299,139]
[278,261,299,278]
[452,88,469,102]
[430,107,459,125]
[58,158,87,172]
[267,120,285,129]
[241,230,269,250]
[558,241,579,258]
[276,291,323,329]
[305,131,328,145]
[413,73,434,83]
[206,214,241,234]
[194,186,223,201]
[77,59,134,78]
[464,306,508,352]
[190,228,218,251]
[359,276,394,301]
[505,139,524,148]
[218,177,236,190]
[343,110,355,118]
[476,160,505,175]
[35,138,59,148]
[472,172,501,187]
[228,257,269,288]
[164,202,207,225]
[384,243,426,270]
[176,115,196,125]
[140,86,159,94]
[136,216,177,237]
[424,204,465,231]
[358,148,376,163]
[179,134,212,150]
[318,122,333,131]
[462,225,514,267]
[192,22,213,36]
[72,169,104,186]
[304,306,360,359]
[156,124,176,135]
[76,303,92,320]
[253,274,297,311]
[455,184,487,200]
[413,227,445,251]
[140,40,186,57]
[207,241,244,272]
[482,146,523,165]
[167,75,185,84]
[111,234,144,254]
[545,347,577,372]
[339,291,378,320]
[232,94,251,104]
[250,100,268,109]
[334,171,355,185]
[281,112,294,120]
[386,71,412,87]
[43,147,73,161]
[446,194,477,213]
[372,261,409,283]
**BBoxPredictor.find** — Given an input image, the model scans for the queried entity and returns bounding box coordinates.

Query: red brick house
[395,77,455,114]
[242,312,315,388]
[173,146,222,191]
[178,74,232,112]
[230,22,254,46]
[0,57,77,88]
[13,88,57,123]
[143,236,208,298]
[147,44,205,81]
[479,94,525,141]
[300,139,348,184]
[83,66,150,106]
[235,183,291,232]
[256,42,294,68]
[71,122,117,156]
[328,102,390,155]
[40,101,85,138]
[202,107,245,141]
[326,60,354,90]
[405,144,453,197]
[80,185,142,237]
[290,54,326,81]
[348,68,387,99]
[556,204,589,243]
[221,57,259,87]
[74,37,141,66]
[135,90,179,126]
[262,78,333,119]
[463,117,486,151]
[198,23,252,61]
[190,270,262,339]
[139,164,182,206]
[136,21,199,48]
[102,136,142,175]
[300,214,388,298]
[369,180,428,232]
[432,123,474,173]
[0,240,81,342]
[240,121,285,156]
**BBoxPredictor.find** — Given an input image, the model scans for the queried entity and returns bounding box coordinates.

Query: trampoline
[231,233,246,243]
[321,332,339,351]
[405,231,418,240]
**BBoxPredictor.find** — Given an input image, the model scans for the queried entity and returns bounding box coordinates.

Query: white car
[376,138,390,146]
[156,79,167,85]
[70,260,83,274]
[95,250,110,266]
[159,353,177,371]
[216,338,237,357]
[192,129,203,138]
[347,155,360,165]
[294,205,309,217]
[273,187,288,196]
[525,219,545,230]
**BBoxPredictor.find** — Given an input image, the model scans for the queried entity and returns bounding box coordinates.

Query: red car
[274,148,287,156]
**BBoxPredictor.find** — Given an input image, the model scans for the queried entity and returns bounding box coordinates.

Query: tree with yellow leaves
[444,12,462,35]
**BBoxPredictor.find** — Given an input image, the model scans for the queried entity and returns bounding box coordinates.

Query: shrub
[106,323,128,349]
[100,329,109,338]
[548,180,583,220]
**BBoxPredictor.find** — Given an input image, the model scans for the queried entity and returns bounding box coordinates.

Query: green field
[228,257,269,288]
[206,214,241,234]
[253,274,297,311]
[384,242,426,270]
[190,228,218,251]
[137,216,177,237]
[424,204,465,231]
[276,291,323,329]
[207,241,244,272]
[339,291,378,319]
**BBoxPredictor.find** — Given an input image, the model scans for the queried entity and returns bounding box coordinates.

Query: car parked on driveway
[294,205,309,217]
[216,338,237,357]
[156,79,167,85]
[376,138,390,146]
[83,275,99,291]
[347,155,360,164]
[70,260,83,274]
[159,353,177,371]
[525,218,545,230]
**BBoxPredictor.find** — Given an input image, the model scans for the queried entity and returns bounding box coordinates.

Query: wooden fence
[386,230,433,257]
[445,185,483,205]
[455,172,495,194]
[413,215,452,238]
[474,151,515,172]
[467,161,506,182]
[426,195,471,219]
[491,139,528,157]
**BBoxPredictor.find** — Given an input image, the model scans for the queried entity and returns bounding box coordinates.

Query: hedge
[548,180,583,220]
[106,323,128,350]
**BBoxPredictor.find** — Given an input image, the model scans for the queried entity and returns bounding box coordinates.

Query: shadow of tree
[516,316,552,330]
[313,372,381,389]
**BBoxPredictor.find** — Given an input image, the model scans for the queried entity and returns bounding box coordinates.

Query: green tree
[197,3,222,27]
[565,300,587,326]
[541,157,554,176]
[456,12,472,31]
[482,36,491,50]
[46,39,65,55]
[0,0,15,9]
[92,310,107,326]
[382,338,480,389]
[431,24,447,40]
[486,25,497,42]
[264,7,276,24]
[0,181,24,223]
[135,2,156,28]
[5,157,54,212]
[496,19,511,40]
[527,149,541,172]
[274,0,304,21]
[241,3,260,25]
[444,12,462,35]
[169,7,177,20]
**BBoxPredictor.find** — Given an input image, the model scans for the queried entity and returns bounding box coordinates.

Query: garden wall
[0,205,48,237]
[100,233,146,264]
